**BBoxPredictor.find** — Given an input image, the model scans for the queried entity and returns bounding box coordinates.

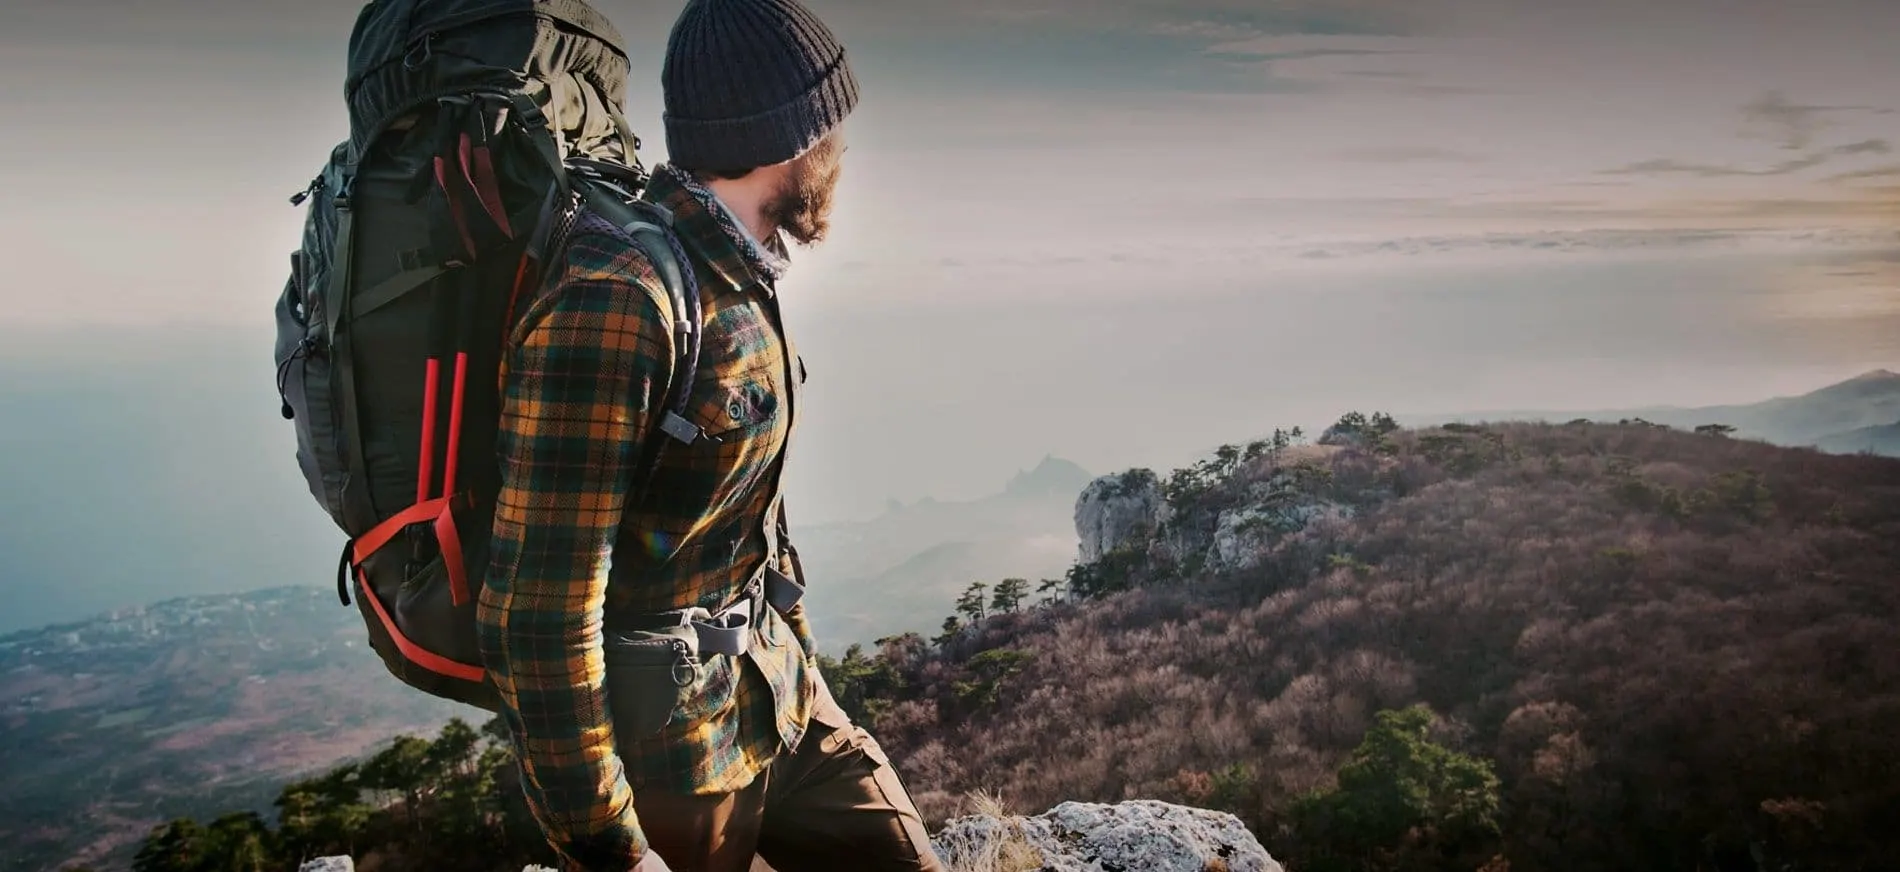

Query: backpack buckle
[659,411,703,445]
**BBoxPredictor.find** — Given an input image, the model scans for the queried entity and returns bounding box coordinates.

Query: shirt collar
[643,163,788,296]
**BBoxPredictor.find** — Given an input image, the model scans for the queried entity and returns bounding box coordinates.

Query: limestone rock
[300,860,557,872]
[1209,497,1350,573]
[932,799,1283,872]
[1210,505,1283,573]
[1074,470,1170,563]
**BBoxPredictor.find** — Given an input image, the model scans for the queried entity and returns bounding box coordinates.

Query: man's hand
[632,851,673,872]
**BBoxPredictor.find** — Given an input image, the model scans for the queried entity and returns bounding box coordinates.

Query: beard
[762,133,844,247]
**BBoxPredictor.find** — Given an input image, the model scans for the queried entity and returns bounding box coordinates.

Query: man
[475,1,947,871]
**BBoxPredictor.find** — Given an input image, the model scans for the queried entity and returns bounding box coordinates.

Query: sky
[0,0,1897,631]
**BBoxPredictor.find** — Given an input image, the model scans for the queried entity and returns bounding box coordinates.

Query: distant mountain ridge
[1813,412,1900,456]
[1002,455,1094,498]
[1401,368,1900,454]
[797,456,1090,650]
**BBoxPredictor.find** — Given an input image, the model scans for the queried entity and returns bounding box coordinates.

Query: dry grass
[965,788,1013,819]
[932,790,1045,872]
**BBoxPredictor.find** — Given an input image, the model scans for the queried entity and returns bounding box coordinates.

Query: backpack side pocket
[603,623,703,740]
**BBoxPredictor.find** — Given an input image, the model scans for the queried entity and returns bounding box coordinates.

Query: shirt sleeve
[476,241,672,870]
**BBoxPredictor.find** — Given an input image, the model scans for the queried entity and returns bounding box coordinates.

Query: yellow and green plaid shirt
[476,165,818,870]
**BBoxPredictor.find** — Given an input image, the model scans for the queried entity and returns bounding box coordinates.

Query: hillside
[1400,368,1900,453]
[795,456,1088,650]
[0,588,468,872]
[835,418,1900,872]
[1815,419,1900,456]
[0,455,1089,871]
[28,422,1900,871]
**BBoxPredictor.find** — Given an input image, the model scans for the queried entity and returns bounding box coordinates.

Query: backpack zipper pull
[289,174,325,206]
[277,336,317,419]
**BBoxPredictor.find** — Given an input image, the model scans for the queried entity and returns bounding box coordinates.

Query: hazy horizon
[1,0,1895,633]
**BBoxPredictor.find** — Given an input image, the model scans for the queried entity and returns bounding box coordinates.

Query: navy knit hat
[661,0,860,170]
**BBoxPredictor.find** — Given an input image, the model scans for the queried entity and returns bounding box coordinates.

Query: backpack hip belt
[607,559,805,658]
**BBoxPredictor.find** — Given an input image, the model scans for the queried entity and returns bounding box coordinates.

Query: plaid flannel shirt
[476,166,818,870]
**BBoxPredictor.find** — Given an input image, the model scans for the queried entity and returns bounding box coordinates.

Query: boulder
[932,799,1283,872]
[1074,470,1170,563]
[299,859,556,872]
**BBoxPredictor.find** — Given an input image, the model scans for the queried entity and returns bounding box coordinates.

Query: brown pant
[632,679,946,872]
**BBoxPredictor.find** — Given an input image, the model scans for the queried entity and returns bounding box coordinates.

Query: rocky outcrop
[1074,469,1170,563]
[932,799,1283,872]
[298,860,550,872]
[1075,447,1354,576]
[301,801,1275,872]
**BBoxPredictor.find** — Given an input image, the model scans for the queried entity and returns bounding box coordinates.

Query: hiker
[474,1,945,870]
[275,0,942,866]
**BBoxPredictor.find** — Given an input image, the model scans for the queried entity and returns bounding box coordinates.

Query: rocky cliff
[295,799,1281,872]
[933,800,1281,872]
[1074,443,1359,575]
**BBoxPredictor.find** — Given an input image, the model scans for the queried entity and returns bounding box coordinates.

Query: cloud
[1663,195,1900,224]
[1203,33,1415,57]
[1261,224,1900,264]
[1743,92,1834,151]
[1335,145,1488,163]
[857,0,1425,42]
[927,3,1453,96]
[1599,92,1900,186]
[835,1,1430,97]
[1826,163,1900,184]
[1603,139,1893,178]
[1740,90,1894,150]
[995,0,1420,35]
[1603,156,1822,178]
[1168,29,1506,97]
[1154,19,1268,41]
[1836,139,1897,155]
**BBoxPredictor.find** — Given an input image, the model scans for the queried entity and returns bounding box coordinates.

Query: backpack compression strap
[335,94,551,615]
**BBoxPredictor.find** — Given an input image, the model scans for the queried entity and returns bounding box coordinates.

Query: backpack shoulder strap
[556,177,706,508]
[611,201,702,506]
[615,201,703,447]
[528,162,704,504]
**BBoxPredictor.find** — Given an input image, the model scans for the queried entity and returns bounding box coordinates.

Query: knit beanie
[661,0,860,170]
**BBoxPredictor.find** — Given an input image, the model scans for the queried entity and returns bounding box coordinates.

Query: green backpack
[272,0,702,712]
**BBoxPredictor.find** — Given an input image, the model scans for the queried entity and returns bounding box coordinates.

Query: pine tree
[361,734,436,831]
[201,812,273,872]
[133,819,206,872]
[955,582,988,624]
[429,718,492,846]
[989,578,1029,614]
[1289,705,1501,872]
[430,718,482,780]
[273,779,327,865]
[934,614,963,647]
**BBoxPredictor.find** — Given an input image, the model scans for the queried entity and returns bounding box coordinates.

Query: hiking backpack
[271,0,704,712]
